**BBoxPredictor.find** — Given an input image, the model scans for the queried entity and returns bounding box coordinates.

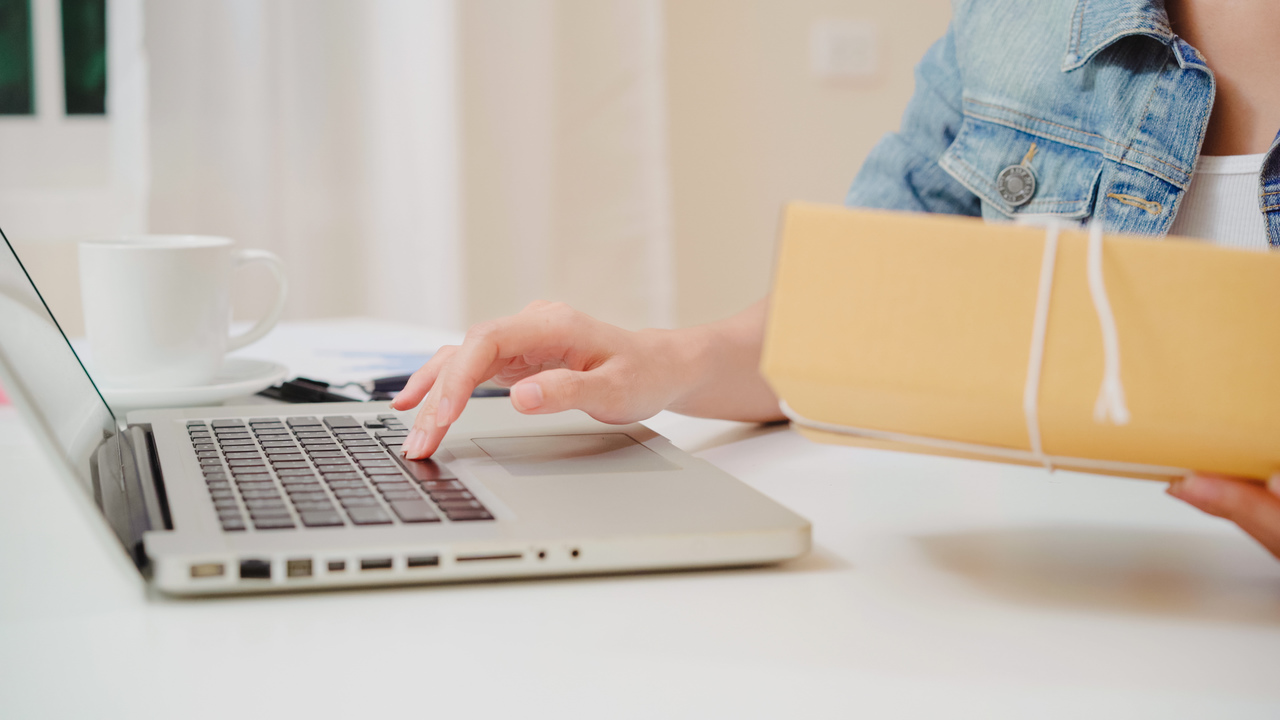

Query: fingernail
[1268,473,1280,497]
[513,382,543,411]
[434,396,452,428]
[402,428,427,459]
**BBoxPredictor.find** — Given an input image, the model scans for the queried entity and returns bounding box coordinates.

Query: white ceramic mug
[79,236,288,388]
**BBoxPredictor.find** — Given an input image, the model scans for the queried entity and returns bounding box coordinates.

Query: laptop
[0,229,810,595]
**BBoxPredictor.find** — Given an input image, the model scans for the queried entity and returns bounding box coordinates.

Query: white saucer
[98,358,290,411]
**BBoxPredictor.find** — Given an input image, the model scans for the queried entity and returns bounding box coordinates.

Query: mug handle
[227,249,288,352]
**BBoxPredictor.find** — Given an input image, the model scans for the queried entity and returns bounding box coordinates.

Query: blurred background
[1,0,951,336]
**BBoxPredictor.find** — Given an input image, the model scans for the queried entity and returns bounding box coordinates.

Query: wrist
[640,325,712,413]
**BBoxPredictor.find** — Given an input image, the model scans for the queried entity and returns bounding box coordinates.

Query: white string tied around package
[780,219,1186,477]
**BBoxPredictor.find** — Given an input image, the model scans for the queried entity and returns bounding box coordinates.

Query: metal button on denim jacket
[846,0,1280,246]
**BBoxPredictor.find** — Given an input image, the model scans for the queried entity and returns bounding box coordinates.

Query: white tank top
[1168,153,1270,251]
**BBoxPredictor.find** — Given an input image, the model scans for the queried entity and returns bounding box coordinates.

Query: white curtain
[148,0,671,332]
[146,0,461,329]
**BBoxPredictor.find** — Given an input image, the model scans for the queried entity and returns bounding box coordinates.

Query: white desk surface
[2,319,1278,719]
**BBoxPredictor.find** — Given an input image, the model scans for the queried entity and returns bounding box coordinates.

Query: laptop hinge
[93,425,172,571]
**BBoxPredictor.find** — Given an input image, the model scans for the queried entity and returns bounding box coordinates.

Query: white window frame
[0,0,148,243]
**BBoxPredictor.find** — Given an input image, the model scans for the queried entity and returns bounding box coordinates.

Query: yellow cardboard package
[761,203,1280,481]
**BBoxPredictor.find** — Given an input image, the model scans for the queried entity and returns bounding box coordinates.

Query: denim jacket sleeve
[844,24,980,217]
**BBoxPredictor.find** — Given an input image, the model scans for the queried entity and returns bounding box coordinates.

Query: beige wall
[461,0,955,330]
[461,0,672,331]
[666,0,953,327]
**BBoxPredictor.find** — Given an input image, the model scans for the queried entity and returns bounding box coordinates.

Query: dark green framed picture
[62,0,107,115]
[0,0,34,115]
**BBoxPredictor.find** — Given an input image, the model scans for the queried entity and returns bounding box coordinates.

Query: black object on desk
[260,375,511,404]
[367,374,510,400]
[258,377,362,404]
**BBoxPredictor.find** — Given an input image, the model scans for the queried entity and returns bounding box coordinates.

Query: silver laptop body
[0,230,810,596]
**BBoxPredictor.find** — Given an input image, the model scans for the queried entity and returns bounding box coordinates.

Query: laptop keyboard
[186,414,494,532]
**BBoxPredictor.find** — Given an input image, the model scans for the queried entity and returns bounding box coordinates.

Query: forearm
[655,298,784,423]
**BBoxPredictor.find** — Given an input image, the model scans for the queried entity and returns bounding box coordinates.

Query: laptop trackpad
[473,433,677,476]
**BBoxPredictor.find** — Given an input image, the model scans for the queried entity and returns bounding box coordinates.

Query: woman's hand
[390,299,783,460]
[1167,473,1280,560]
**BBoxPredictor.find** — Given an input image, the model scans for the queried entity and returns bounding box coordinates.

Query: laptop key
[293,499,337,511]
[211,419,245,428]
[357,459,397,468]
[272,461,311,470]
[253,517,295,530]
[285,487,325,497]
[389,501,438,523]
[396,458,455,482]
[215,433,252,441]
[288,491,331,502]
[299,511,345,527]
[437,499,486,511]
[242,490,283,500]
[381,490,423,502]
[419,479,465,492]
[345,506,392,525]
[221,519,247,531]
[428,490,475,502]
[277,468,317,477]
[339,496,380,508]
[445,510,494,521]
[323,415,360,428]
[333,488,374,498]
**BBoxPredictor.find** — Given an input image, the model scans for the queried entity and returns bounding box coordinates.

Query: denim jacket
[846,0,1280,246]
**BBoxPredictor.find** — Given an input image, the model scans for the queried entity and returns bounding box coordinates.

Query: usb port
[360,557,393,571]
[327,560,346,572]
[190,563,225,578]
[239,559,271,579]
[406,555,440,568]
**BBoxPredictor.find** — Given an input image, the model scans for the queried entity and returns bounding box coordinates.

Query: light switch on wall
[810,20,879,80]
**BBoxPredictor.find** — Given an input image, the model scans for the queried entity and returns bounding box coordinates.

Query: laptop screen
[0,228,120,501]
